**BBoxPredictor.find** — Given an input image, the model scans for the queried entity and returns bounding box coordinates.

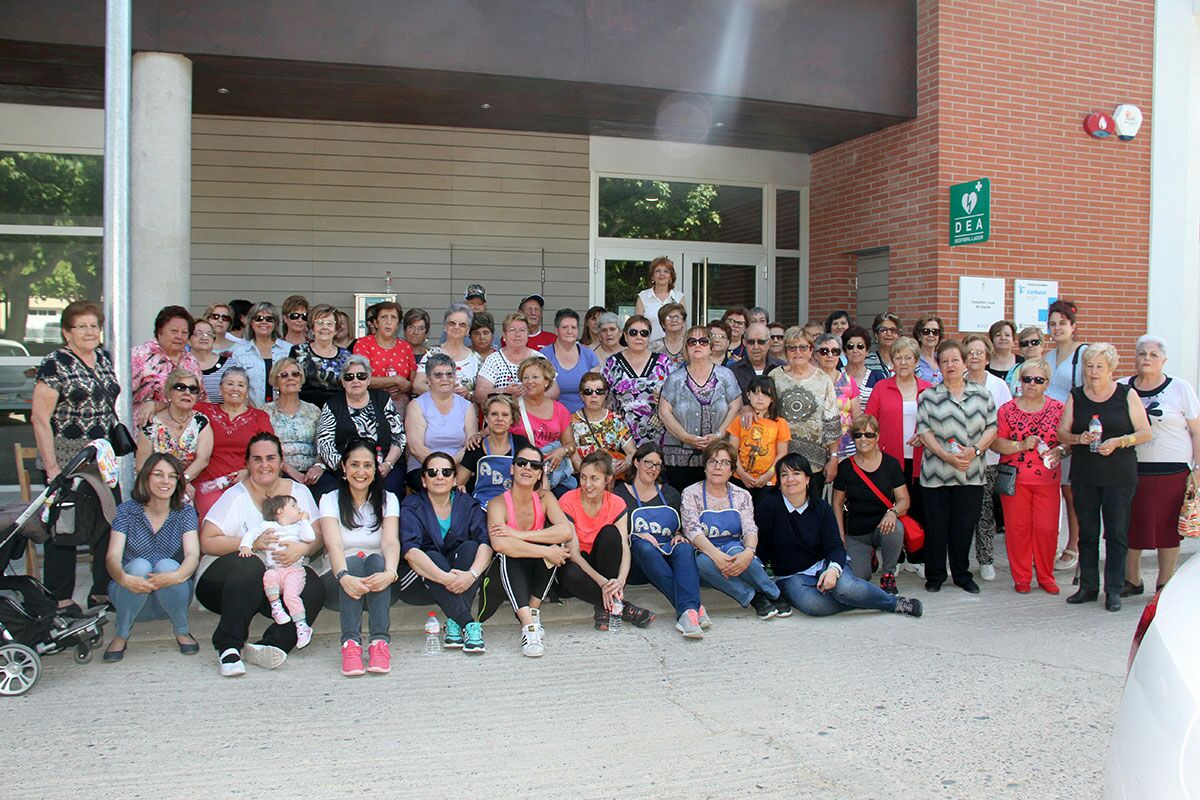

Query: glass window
[598,178,762,244]
[774,257,801,327]
[776,189,800,250]
[602,258,650,321]
[0,151,103,227]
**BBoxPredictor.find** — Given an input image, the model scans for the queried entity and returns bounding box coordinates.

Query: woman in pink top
[557,453,654,631]
[511,356,578,491]
[484,444,573,658]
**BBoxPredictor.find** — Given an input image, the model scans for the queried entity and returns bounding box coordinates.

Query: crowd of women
[27,258,1198,676]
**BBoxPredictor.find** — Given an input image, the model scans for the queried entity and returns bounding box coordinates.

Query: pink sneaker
[295,622,313,649]
[269,600,291,625]
[341,640,365,676]
[367,640,391,674]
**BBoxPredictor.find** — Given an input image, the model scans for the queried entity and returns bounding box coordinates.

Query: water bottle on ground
[1088,415,1103,453]
[608,599,624,635]
[423,611,441,655]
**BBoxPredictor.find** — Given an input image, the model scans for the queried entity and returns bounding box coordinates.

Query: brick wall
[809,0,1153,360]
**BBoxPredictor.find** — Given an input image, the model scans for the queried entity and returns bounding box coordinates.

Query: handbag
[108,421,136,457]
[994,463,1018,497]
[1179,473,1200,539]
[849,456,925,552]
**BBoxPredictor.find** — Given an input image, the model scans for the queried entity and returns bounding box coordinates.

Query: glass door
[684,253,765,324]
[594,247,684,324]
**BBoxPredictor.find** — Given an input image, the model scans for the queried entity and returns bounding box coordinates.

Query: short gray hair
[424,352,455,375]
[812,332,840,350]
[1135,334,1167,356]
[444,302,474,327]
[1083,342,1119,372]
[597,312,621,329]
[341,353,372,378]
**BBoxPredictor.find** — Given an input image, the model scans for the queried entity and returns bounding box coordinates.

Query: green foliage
[598,179,721,241]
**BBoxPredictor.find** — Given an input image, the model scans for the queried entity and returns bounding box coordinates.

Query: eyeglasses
[785,344,810,353]
[1021,375,1048,385]
[253,315,276,323]
[445,320,468,328]
[638,460,664,470]
[171,383,201,395]
[851,430,878,439]
[208,313,232,322]
[920,328,942,337]
[876,326,899,335]
[580,388,607,396]
[726,320,746,328]
[287,312,308,322]
[817,347,842,357]
[342,372,369,382]
[192,331,215,340]
[513,457,543,470]
[686,337,711,347]
[743,338,769,346]
[665,314,684,322]
[70,323,101,332]
[430,371,455,380]
[1019,338,1042,348]
[148,470,179,481]
[626,328,651,338]
[707,459,733,468]
[277,370,303,379]
[769,333,784,340]
[423,467,455,478]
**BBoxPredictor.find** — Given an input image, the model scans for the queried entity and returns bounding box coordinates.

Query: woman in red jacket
[865,336,931,571]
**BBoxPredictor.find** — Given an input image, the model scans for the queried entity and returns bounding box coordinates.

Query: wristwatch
[973,446,982,457]
[334,569,349,582]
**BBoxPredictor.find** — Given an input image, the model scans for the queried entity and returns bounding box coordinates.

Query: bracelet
[334,569,349,581]
[468,567,480,579]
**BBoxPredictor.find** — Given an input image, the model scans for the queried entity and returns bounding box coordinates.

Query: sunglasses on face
[920,328,941,337]
[580,387,607,396]
[1021,376,1048,385]
[844,342,866,350]
[287,312,308,321]
[817,347,841,357]
[1019,338,1042,348]
[686,337,711,347]
[423,467,455,478]
[513,456,543,470]
[171,383,201,395]
[743,338,769,346]
[253,315,276,324]
[770,333,784,340]
[851,430,878,439]
[277,370,303,379]
[876,326,899,335]
[626,328,651,338]
[342,372,369,382]
[208,313,232,322]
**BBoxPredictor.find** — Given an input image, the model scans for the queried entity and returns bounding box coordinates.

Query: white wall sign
[1013,279,1059,331]
[957,276,1005,332]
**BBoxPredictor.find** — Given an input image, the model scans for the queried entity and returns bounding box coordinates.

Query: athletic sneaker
[443,618,464,649]
[593,606,609,631]
[366,640,391,674]
[243,643,287,670]
[621,601,656,628]
[529,607,546,640]
[980,564,996,581]
[773,599,793,618]
[750,591,779,620]
[520,623,544,658]
[463,621,486,653]
[269,599,291,625]
[675,609,704,639]
[295,622,313,649]
[341,640,365,676]
[880,573,898,595]
[894,597,924,617]
[219,648,245,677]
[696,605,713,630]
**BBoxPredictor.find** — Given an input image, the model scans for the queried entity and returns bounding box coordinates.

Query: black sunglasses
[769,333,784,340]
[920,327,942,337]
[1021,376,1048,385]
[342,372,369,382]
[844,342,867,350]
[513,456,544,470]
[277,370,303,379]
[171,382,201,395]
[423,467,455,478]
[626,328,651,338]
[253,315,276,323]
[1019,338,1042,348]
[208,313,232,322]
[287,312,308,321]
[580,388,607,396]
[851,430,878,439]
[743,338,769,346]
[817,347,842,357]
[686,337,710,347]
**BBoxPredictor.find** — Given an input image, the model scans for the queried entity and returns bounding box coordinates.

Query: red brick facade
[809,0,1154,357]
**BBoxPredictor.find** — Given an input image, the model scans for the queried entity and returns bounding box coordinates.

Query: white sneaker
[520,624,544,658]
[675,609,704,640]
[980,564,996,581]
[219,648,246,677]
[242,643,287,670]
[529,607,546,640]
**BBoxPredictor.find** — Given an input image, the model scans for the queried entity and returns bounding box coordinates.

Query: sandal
[1054,549,1078,572]
[593,606,609,631]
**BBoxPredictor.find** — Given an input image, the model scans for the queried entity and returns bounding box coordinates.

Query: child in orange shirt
[727,376,791,497]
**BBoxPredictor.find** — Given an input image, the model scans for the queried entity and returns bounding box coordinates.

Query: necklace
[166,408,190,427]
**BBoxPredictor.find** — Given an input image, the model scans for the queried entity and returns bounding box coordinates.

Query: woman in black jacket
[755,453,924,618]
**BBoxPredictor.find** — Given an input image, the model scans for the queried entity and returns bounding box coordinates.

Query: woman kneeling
[756,454,924,618]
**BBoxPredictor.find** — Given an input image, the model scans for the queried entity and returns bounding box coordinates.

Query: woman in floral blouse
[135,367,213,498]
[289,303,350,409]
[130,305,207,426]
[265,358,322,488]
[570,371,635,477]
[601,315,673,446]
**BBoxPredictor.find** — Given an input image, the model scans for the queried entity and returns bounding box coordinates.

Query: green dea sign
[950,178,990,246]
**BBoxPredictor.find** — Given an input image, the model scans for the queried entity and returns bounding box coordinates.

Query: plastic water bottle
[946,437,962,455]
[1088,415,1103,453]
[608,599,624,635]
[423,611,441,655]
[1036,438,1054,469]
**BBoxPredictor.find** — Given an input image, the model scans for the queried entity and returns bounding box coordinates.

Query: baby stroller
[0,436,129,696]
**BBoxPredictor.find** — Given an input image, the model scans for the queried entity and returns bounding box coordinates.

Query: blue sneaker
[463,621,486,654]
[443,618,464,649]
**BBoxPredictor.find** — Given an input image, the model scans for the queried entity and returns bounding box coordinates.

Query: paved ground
[9,535,1189,800]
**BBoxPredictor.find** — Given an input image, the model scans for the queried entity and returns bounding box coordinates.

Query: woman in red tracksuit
[865,336,932,533]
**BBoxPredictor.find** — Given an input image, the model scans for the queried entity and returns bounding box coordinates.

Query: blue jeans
[108,558,193,638]
[775,569,898,617]
[629,536,702,616]
[695,540,778,607]
[338,553,392,644]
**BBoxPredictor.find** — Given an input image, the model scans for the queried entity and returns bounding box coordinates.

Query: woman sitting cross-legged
[557,453,654,631]
[482,444,574,658]
[320,437,402,676]
[103,454,201,661]
[400,452,494,654]
[756,454,925,618]
[682,440,788,619]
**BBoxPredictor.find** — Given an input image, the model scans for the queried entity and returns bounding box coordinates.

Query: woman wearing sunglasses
[911,314,944,385]
[280,295,310,348]
[991,358,1064,594]
[203,303,240,353]
[135,367,214,503]
[482,444,574,658]
[602,314,674,447]
[192,367,276,520]
[865,313,901,377]
[265,358,322,487]
[1007,326,1047,396]
[290,303,350,409]
[229,301,292,406]
[570,371,635,478]
[313,355,406,499]
[190,319,232,402]
[814,332,861,465]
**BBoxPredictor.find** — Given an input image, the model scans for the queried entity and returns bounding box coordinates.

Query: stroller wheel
[74,644,93,665]
[0,643,41,696]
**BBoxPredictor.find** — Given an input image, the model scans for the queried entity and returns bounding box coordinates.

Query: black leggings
[195,553,325,653]
[479,553,557,622]
[556,525,623,608]
[41,472,118,602]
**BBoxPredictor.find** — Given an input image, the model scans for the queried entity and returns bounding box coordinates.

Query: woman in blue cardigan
[755,453,925,618]
[400,452,493,654]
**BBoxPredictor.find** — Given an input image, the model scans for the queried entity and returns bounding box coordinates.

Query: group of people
[27,257,1197,675]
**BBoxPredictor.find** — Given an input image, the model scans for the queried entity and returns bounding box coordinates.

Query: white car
[1104,549,1200,799]
[0,339,38,419]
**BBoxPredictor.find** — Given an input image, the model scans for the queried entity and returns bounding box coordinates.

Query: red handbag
[849,457,925,552]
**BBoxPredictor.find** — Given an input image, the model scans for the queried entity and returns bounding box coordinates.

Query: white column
[1147,1,1200,386]
[130,52,191,341]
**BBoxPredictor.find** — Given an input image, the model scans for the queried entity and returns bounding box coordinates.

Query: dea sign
[950,178,990,247]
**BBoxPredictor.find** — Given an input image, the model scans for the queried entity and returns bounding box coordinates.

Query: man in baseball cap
[464,283,487,313]
[519,294,556,349]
